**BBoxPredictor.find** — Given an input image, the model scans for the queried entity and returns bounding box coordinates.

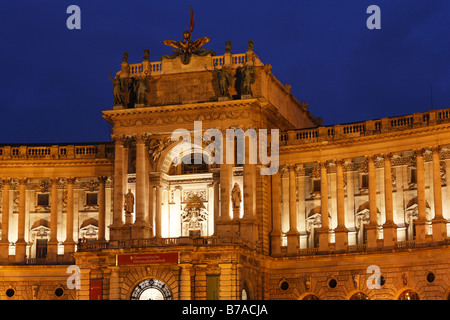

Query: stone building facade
[0,34,449,300]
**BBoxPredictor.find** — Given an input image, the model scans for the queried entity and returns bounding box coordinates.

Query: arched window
[181,153,209,174]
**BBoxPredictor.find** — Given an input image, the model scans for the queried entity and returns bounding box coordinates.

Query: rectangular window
[86,193,98,206]
[360,174,369,189]
[410,168,417,184]
[37,194,49,206]
[206,275,220,300]
[312,180,321,193]
[36,239,47,259]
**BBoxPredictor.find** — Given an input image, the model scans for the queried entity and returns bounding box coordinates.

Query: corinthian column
[270,171,282,257]
[334,160,348,251]
[318,161,330,252]
[112,136,126,227]
[366,155,378,250]
[132,134,150,239]
[64,178,76,260]
[415,149,427,244]
[47,178,59,263]
[97,176,107,242]
[382,154,397,248]
[0,179,11,262]
[15,179,27,263]
[431,146,447,242]
[286,165,299,255]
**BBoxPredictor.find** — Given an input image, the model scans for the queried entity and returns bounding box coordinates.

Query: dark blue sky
[0,0,449,144]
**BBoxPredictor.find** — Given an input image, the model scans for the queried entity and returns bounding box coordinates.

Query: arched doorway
[396,289,420,300]
[130,278,172,300]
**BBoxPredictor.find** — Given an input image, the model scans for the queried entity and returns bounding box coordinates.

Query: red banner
[117,252,179,266]
[90,280,102,300]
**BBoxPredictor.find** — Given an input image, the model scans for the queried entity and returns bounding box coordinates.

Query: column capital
[413,148,426,157]
[97,176,108,184]
[381,152,393,160]
[431,145,442,154]
[66,177,78,185]
[318,160,330,169]
[135,133,150,144]
[18,178,29,185]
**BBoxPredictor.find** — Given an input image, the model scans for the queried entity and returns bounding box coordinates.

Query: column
[431,146,447,242]
[47,178,59,263]
[270,172,282,256]
[243,148,256,219]
[286,165,299,255]
[97,177,107,242]
[212,171,220,235]
[148,181,155,237]
[15,178,27,263]
[132,135,150,239]
[0,179,10,262]
[297,166,306,248]
[112,136,125,226]
[366,155,378,250]
[415,149,427,244]
[334,160,348,251]
[64,178,76,260]
[382,154,397,248]
[155,185,162,238]
[134,135,146,225]
[179,264,192,300]
[318,162,330,252]
[220,163,232,221]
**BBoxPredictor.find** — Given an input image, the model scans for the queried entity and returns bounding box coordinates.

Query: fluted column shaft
[155,185,162,238]
[97,177,106,241]
[416,151,426,221]
[112,137,125,226]
[318,162,330,252]
[368,156,377,226]
[1,179,10,243]
[286,166,299,255]
[270,172,282,256]
[334,160,348,251]
[135,136,146,225]
[383,154,397,247]
[431,147,447,241]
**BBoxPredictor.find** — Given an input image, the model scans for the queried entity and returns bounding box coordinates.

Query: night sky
[0,0,449,144]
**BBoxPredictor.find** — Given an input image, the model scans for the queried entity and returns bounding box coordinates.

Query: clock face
[130,279,172,300]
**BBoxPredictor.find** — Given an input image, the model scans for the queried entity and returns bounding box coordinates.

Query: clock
[130,278,172,300]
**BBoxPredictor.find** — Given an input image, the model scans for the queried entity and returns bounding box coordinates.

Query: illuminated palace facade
[0,37,450,300]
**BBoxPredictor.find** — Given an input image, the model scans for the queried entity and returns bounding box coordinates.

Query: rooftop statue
[162,8,215,64]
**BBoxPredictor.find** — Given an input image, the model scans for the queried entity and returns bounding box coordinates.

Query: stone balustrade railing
[127,53,249,77]
[77,235,253,252]
[0,143,114,160]
[281,108,450,146]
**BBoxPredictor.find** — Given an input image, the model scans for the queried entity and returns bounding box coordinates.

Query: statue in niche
[124,189,134,214]
[240,63,256,96]
[231,183,241,210]
[217,67,233,97]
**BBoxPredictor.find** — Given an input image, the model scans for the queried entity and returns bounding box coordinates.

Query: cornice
[280,122,450,154]
[0,159,113,167]
[102,98,260,121]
